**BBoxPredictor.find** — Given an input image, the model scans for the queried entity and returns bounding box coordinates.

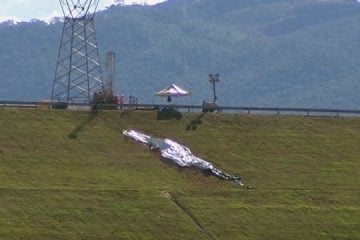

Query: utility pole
[209,73,220,103]
[105,52,116,97]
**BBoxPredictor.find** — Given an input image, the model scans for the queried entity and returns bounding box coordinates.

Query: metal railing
[0,100,359,117]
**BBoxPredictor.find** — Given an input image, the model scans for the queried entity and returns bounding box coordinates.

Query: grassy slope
[0,109,359,239]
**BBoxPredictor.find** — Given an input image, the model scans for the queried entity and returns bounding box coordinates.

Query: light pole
[209,73,220,103]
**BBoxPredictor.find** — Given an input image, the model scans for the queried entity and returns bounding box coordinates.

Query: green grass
[0,108,359,239]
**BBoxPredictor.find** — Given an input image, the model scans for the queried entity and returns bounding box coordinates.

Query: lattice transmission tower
[51,0,104,104]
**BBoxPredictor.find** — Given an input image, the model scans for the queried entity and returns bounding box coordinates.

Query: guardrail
[0,100,359,117]
[0,101,38,108]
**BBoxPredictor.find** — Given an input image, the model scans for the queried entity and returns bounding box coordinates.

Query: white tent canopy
[155,83,190,97]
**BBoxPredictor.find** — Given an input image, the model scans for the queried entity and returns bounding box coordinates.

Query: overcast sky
[0,0,167,23]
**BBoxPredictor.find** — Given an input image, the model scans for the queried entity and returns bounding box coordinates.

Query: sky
[0,0,167,23]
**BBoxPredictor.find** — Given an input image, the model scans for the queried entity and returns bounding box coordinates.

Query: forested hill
[0,0,360,109]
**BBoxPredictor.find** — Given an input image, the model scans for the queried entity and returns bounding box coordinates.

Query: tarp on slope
[123,129,242,185]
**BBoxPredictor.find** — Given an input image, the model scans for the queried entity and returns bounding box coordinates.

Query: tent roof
[155,84,190,97]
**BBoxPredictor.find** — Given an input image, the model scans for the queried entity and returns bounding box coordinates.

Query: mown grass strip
[165,192,216,240]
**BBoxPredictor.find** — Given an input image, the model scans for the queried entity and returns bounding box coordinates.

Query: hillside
[0,0,360,108]
[0,108,359,239]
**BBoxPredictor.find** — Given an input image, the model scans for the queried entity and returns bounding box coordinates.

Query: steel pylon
[51,0,104,104]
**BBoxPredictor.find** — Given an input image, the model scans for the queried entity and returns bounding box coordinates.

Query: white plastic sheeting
[161,139,213,169]
[122,129,242,185]
[122,129,150,144]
